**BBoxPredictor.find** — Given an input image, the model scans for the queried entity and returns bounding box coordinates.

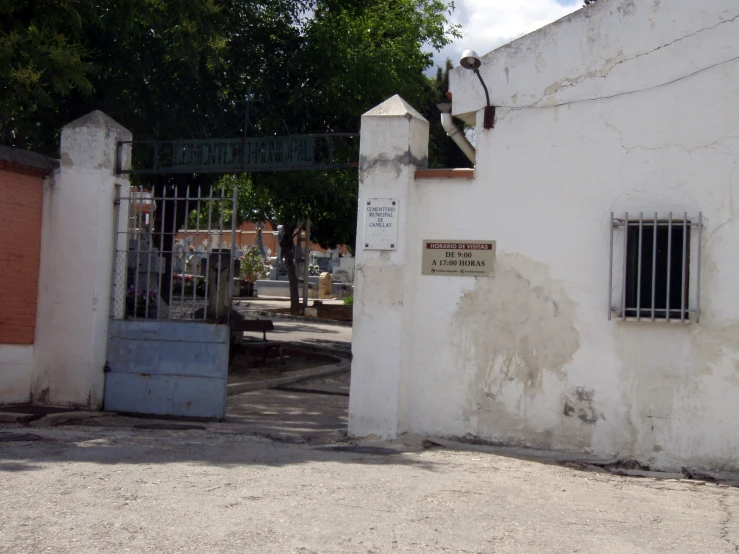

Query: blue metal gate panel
[104,320,229,419]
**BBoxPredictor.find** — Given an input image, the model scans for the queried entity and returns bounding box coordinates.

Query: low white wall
[351,1,739,470]
[0,345,33,404]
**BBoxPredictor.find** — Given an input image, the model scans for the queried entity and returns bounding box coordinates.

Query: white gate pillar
[348,95,429,438]
[33,111,131,408]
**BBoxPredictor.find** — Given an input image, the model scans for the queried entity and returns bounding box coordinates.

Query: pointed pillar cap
[363,95,428,122]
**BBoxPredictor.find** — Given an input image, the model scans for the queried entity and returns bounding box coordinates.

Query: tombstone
[206,250,231,321]
[173,242,186,273]
[333,269,351,284]
[318,272,333,299]
[275,225,284,261]
[185,252,200,275]
[128,238,162,286]
[316,256,331,272]
[268,258,279,280]
[268,225,287,280]
[126,238,164,317]
[331,257,354,283]
[254,222,266,257]
[339,257,355,282]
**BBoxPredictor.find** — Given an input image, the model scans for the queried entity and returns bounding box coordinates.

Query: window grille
[608,212,703,322]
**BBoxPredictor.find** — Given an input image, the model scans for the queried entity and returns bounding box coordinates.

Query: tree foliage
[233,0,462,311]
[0,0,94,147]
[1,0,463,313]
[425,58,473,170]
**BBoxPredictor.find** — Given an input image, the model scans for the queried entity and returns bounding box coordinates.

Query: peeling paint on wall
[452,253,582,446]
[359,151,427,183]
[542,52,626,99]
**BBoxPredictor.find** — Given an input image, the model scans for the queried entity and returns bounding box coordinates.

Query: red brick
[415,168,475,180]
[0,167,43,345]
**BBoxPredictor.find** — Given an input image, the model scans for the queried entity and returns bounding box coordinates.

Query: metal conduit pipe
[437,103,476,165]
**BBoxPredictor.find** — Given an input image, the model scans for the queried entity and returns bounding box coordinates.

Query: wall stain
[358,150,427,183]
[453,253,583,447]
[31,385,50,404]
[562,387,603,425]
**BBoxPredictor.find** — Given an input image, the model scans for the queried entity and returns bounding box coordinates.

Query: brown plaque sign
[421,240,496,277]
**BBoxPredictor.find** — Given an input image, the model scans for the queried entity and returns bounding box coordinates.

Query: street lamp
[460,50,495,129]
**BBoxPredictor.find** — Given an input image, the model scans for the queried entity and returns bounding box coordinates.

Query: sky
[428,0,582,73]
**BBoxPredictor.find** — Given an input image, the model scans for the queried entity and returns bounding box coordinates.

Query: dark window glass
[624,222,689,319]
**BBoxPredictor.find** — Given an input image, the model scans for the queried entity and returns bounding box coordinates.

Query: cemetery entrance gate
[104,185,237,419]
[104,133,358,419]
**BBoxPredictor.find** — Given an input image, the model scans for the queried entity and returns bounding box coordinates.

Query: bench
[229,318,285,364]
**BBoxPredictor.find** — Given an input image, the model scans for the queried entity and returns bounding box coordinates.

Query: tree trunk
[280,222,301,315]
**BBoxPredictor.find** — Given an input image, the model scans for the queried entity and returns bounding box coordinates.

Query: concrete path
[234,299,352,354]
[224,373,350,444]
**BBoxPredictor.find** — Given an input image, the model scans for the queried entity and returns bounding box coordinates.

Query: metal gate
[104,184,238,419]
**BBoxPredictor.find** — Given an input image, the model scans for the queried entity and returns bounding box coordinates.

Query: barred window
[609,212,703,322]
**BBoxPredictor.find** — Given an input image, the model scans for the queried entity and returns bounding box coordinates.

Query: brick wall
[0,167,44,345]
[176,220,350,257]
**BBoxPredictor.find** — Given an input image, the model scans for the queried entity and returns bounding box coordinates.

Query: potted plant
[126,286,158,319]
[240,246,267,297]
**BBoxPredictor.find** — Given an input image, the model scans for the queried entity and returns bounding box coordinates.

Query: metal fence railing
[110,184,238,323]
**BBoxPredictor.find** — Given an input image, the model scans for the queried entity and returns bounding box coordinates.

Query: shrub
[241,246,268,283]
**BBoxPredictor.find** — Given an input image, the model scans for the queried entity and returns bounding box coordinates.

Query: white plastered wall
[351,0,739,470]
[33,111,131,407]
[0,345,34,403]
[349,96,430,438]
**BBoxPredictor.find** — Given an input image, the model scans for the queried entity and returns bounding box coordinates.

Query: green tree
[424,58,474,170]
[1,0,461,314]
[237,0,461,313]
[0,0,95,148]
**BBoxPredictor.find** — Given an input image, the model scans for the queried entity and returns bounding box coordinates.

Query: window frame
[608,212,703,323]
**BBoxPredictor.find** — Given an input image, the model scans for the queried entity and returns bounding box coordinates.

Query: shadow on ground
[0,374,444,473]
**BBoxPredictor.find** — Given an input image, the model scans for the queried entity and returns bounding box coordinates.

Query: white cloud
[428,0,581,73]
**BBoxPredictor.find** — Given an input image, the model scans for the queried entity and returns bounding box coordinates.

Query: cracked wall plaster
[449,1,739,117]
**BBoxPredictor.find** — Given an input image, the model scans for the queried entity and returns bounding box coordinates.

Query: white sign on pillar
[362,197,398,250]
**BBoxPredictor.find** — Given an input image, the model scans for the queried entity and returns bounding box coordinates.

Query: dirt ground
[2,373,739,553]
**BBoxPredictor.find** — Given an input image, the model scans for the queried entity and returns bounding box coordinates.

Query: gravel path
[2,370,739,553]
[2,420,739,553]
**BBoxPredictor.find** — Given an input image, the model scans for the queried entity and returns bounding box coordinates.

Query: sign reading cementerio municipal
[421,240,496,277]
[363,198,399,250]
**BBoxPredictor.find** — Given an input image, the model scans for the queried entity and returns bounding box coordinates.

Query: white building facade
[349,0,739,471]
